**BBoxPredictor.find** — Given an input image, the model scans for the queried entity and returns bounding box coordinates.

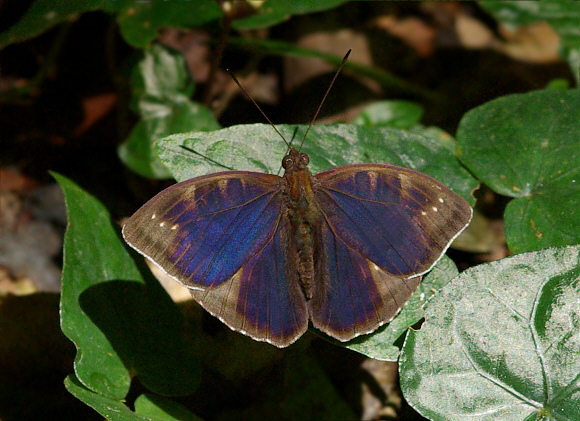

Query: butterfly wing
[123,172,308,346]
[309,165,472,340]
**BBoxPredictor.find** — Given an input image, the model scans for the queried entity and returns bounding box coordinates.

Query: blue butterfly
[122,144,472,347]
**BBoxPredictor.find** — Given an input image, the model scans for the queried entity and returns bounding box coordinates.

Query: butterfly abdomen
[284,165,322,301]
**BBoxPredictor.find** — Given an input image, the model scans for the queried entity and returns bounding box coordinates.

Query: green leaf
[233,0,349,30]
[400,245,580,421]
[344,255,459,361]
[65,374,201,421]
[0,0,118,48]
[457,89,580,254]
[116,0,221,48]
[55,172,200,400]
[118,44,220,179]
[481,0,580,83]
[134,395,203,421]
[353,100,424,129]
[156,123,477,205]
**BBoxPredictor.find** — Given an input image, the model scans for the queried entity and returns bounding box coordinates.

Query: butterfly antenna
[298,49,351,151]
[226,69,291,149]
[179,145,235,170]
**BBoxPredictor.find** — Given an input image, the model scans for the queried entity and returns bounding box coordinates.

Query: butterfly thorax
[282,149,320,300]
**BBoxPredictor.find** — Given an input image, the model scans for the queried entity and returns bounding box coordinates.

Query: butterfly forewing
[122,172,284,289]
[314,165,472,277]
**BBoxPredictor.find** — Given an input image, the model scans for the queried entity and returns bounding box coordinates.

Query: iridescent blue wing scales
[123,172,309,346]
[191,216,308,346]
[123,172,283,287]
[309,165,472,340]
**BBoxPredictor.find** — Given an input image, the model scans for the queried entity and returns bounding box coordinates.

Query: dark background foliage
[1,1,579,420]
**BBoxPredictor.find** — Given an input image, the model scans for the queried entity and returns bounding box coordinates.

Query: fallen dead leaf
[373,15,435,57]
[73,92,118,136]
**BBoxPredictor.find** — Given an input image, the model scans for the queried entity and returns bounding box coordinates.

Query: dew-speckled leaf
[156,123,477,205]
[353,100,423,129]
[481,1,580,82]
[400,245,580,421]
[233,0,349,30]
[457,89,580,254]
[65,375,201,421]
[0,0,118,48]
[118,44,220,179]
[55,173,200,399]
[116,0,221,48]
[345,255,458,361]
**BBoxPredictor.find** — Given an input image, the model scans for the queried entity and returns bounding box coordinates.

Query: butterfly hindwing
[191,216,308,347]
[122,172,284,288]
[308,219,422,341]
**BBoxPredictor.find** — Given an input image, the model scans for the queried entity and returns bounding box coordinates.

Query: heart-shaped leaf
[400,245,580,420]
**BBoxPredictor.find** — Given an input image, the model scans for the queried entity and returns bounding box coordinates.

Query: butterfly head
[282,148,310,174]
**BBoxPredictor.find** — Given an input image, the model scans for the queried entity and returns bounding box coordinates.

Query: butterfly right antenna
[297,49,351,151]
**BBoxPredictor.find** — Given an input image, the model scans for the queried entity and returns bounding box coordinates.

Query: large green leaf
[481,0,580,83]
[118,44,220,179]
[0,0,118,48]
[457,89,580,254]
[233,0,349,30]
[116,0,221,48]
[353,100,424,129]
[65,374,202,421]
[156,123,477,205]
[400,245,580,420]
[56,173,200,401]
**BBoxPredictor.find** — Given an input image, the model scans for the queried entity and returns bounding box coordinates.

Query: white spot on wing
[438,197,444,203]
[368,171,378,190]
[159,222,166,227]
[171,224,178,230]
[431,206,438,212]
[151,213,156,219]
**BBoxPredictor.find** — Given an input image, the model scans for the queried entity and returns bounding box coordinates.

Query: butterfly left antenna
[226,69,291,149]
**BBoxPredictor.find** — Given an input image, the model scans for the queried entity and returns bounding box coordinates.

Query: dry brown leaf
[73,92,117,136]
[373,15,435,57]
[495,22,560,63]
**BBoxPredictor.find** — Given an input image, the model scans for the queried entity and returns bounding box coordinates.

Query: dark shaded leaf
[457,89,580,253]
[55,172,200,399]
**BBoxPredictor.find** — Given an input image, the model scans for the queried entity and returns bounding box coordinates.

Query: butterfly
[122,52,472,348]
[122,143,472,347]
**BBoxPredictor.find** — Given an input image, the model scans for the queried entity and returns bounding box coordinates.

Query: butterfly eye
[282,155,294,169]
[300,154,309,166]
